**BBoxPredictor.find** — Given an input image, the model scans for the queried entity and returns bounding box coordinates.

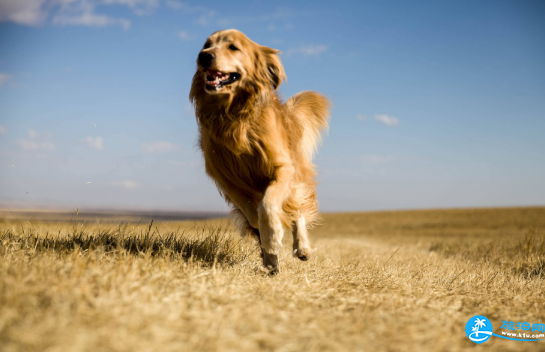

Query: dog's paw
[259,265,279,275]
[261,250,279,275]
[293,247,313,261]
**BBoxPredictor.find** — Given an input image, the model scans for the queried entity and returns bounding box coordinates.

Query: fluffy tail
[285,91,331,160]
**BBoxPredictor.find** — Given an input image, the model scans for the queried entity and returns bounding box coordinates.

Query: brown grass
[1,207,545,351]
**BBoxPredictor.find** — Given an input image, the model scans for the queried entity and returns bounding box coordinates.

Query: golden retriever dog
[190,29,330,273]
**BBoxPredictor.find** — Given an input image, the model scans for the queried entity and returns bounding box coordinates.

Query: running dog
[190,29,330,273]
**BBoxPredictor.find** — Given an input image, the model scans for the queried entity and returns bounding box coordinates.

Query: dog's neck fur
[192,77,278,155]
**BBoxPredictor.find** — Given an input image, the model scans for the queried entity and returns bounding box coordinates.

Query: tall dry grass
[1,207,544,352]
[1,221,251,267]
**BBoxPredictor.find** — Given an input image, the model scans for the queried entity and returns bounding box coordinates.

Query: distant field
[1,207,544,351]
[0,208,225,223]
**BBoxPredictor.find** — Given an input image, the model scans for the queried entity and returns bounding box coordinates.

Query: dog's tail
[285,91,331,161]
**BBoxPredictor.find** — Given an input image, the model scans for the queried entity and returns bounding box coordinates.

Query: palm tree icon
[475,318,486,328]
[473,318,487,337]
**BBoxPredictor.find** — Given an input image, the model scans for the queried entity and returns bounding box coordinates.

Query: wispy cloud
[287,44,327,57]
[0,1,292,32]
[213,8,295,27]
[17,130,55,150]
[374,114,400,126]
[85,136,104,150]
[164,2,218,26]
[53,15,130,30]
[357,115,368,121]
[103,0,159,16]
[0,0,48,26]
[53,1,132,31]
[0,125,7,135]
[361,155,395,164]
[165,0,205,12]
[142,141,175,153]
[112,180,138,189]
[0,73,13,89]
[0,0,132,29]
[178,30,195,41]
[197,11,215,26]
[165,0,184,10]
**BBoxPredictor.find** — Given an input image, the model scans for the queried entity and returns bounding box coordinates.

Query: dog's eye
[229,44,239,51]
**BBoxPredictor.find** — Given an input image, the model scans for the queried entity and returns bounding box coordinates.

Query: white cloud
[357,115,368,121]
[374,114,400,127]
[178,30,195,41]
[0,73,13,89]
[197,15,209,25]
[0,0,132,30]
[53,14,131,30]
[361,155,395,164]
[165,0,204,12]
[165,0,183,10]
[287,44,327,57]
[142,141,175,153]
[216,8,295,26]
[17,130,55,150]
[0,125,7,135]
[53,1,132,31]
[85,136,104,150]
[28,130,38,139]
[196,11,215,26]
[105,0,156,5]
[0,0,48,26]
[103,0,159,16]
[112,180,138,189]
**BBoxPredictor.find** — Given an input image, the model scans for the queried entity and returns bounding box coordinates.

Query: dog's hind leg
[292,214,313,261]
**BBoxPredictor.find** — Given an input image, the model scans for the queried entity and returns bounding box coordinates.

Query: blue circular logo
[465,315,493,344]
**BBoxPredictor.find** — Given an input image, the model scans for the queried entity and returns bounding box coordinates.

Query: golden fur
[190,29,330,272]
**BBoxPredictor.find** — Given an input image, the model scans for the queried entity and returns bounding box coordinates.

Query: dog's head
[193,29,286,96]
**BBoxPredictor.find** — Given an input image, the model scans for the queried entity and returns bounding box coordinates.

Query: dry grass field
[1,207,544,352]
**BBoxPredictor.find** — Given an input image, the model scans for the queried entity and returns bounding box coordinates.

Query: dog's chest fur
[200,119,275,197]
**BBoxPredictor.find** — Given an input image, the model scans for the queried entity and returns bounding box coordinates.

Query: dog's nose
[198,52,215,67]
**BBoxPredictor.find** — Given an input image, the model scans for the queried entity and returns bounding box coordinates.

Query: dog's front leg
[258,163,294,274]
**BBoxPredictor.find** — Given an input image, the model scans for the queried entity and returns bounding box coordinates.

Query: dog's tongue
[207,70,223,78]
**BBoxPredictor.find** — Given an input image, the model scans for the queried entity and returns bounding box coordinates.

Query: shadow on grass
[430,229,545,278]
[0,221,257,266]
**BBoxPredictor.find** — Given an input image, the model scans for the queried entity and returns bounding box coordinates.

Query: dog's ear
[259,46,286,90]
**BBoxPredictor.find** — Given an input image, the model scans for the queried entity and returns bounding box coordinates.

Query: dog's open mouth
[205,70,240,91]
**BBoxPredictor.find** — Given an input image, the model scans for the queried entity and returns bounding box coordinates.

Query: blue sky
[0,0,544,212]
